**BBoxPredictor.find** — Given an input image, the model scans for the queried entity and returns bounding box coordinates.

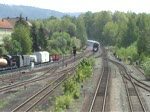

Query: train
[0,51,60,70]
[86,40,100,52]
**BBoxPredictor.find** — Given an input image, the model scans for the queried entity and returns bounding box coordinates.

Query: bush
[74,58,93,82]
[54,58,94,111]
[54,95,73,111]
[62,78,80,99]
[64,94,73,109]
[0,47,8,55]
[72,86,80,99]
[142,60,150,80]
[115,43,138,63]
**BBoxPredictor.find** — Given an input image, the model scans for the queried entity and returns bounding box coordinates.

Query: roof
[87,40,100,46]
[5,17,32,27]
[4,17,19,27]
[0,19,13,29]
[33,51,49,55]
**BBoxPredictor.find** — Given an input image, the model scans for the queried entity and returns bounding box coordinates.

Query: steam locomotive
[87,40,100,52]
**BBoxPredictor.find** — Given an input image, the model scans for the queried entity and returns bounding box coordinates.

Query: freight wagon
[33,51,50,63]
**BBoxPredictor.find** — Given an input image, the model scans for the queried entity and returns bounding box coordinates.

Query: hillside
[0,4,81,20]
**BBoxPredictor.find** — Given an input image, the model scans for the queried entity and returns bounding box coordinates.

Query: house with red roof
[0,17,32,44]
[0,19,13,44]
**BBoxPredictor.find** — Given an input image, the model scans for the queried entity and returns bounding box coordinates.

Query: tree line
[0,11,150,58]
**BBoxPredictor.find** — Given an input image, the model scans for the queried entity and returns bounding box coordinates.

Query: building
[0,17,32,45]
[5,17,32,27]
[0,19,13,44]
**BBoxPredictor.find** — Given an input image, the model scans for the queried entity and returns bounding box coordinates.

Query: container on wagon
[33,51,49,63]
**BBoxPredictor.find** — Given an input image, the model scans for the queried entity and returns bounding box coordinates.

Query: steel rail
[109,59,147,112]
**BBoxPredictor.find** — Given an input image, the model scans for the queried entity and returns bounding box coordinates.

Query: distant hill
[0,4,81,20]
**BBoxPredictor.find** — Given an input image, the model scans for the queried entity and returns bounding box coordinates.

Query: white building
[0,19,13,44]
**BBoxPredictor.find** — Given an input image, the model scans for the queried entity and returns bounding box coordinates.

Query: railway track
[0,67,74,93]
[133,66,145,76]
[124,72,150,93]
[11,66,76,112]
[89,58,110,112]
[109,59,148,112]
[80,47,110,112]
[0,50,91,83]
[0,65,57,83]
[0,49,93,112]
[109,59,150,92]
[0,50,92,93]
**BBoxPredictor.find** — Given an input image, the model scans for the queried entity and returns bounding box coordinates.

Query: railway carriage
[0,50,60,71]
[33,51,50,63]
[50,54,60,61]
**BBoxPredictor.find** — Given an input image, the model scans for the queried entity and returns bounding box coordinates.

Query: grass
[0,100,8,109]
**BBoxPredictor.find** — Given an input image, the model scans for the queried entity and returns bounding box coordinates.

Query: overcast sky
[0,0,150,13]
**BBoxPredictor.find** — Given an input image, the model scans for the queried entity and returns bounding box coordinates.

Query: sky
[0,0,150,13]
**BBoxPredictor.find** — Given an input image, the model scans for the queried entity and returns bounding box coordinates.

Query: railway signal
[73,46,76,56]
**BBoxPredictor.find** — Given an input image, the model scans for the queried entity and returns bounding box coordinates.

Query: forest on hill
[0,4,81,19]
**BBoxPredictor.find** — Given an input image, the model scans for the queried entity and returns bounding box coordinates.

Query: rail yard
[0,46,149,112]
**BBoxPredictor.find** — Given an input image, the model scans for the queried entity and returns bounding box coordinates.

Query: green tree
[3,36,12,53]
[71,37,81,50]
[92,11,112,45]
[3,36,22,55]
[142,60,150,80]
[15,14,27,26]
[67,23,76,37]
[121,17,138,47]
[9,40,22,54]
[102,22,118,45]
[75,16,87,47]
[30,23,39,51]
[44,19,61,39]
[136,13,150,55]
[83,11,93,39]
[137,31,149,55]
[47,32,72,54]
[38,25,48,50]
[113,11,128,47]
[11,24,32,54]
[0,47,8,55]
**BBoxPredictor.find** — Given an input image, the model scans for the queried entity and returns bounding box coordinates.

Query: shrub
[63,94,73,109]
[142,60,150,80]
[74,58,93,82]
[62,78,80,99]
[115,43,138,63]
[54,58,94,111]
[54,95,73,111]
